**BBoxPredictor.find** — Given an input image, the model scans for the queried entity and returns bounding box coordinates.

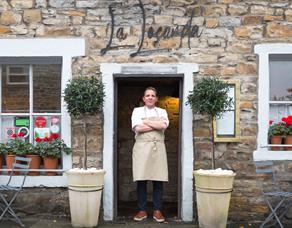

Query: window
[269,55,292,123]
[0,39,85,186]
[6,65,29,85]
[254,44,292,161]
[214,80,240,142]
[0,58,62,142]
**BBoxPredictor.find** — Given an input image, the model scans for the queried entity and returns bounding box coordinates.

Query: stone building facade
[0,0,292,223]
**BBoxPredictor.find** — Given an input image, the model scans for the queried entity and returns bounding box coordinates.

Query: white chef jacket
[131,106,169,131]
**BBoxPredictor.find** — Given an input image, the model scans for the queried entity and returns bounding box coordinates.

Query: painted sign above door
[101,0,203,57]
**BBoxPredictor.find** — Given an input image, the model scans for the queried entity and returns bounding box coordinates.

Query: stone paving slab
[0,218,274,228]
[0,218,197,228]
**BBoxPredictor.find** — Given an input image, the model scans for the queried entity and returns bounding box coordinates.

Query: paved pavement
[0,218,198,228]
[0,217,262,228]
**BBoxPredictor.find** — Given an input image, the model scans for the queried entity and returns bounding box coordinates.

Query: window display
[0,59,64,175]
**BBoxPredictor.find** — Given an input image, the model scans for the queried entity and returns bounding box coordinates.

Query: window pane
[270,58,292,101]
[270,104,292,123]
[2,65,29,113]
[33,115,61,143]
[216,111,235,136]
[1,116,30,143]
[33,64,61,113]
[227,86,235,110]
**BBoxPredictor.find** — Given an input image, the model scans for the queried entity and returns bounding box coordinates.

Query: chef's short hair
[144,87,157,96]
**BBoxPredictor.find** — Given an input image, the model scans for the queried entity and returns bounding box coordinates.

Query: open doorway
[115,75,182,219]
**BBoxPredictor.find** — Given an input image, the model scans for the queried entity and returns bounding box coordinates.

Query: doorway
[115,76,182,219]
[102,63,197,222]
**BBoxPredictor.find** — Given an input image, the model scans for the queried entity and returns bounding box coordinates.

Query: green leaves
[64,76,105,169]
[64,76,105,118]
[0,143,8,155]
[187,77,233,169]
[6,138,33,156]
[187,77,233,118]
[35,139,71,159]
[268,123,286,137]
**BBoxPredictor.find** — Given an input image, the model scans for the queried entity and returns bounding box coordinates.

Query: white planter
[193,169,236,228]
[65,168,106,228]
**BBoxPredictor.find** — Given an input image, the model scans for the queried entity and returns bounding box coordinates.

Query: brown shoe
[153,210,165,223]
[134,211,147,221]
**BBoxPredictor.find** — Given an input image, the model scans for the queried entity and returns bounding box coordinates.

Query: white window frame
[0,39,85,186]
[6,65,29,85]
[254,43,292,161]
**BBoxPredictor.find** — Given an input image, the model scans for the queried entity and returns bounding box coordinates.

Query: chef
[131,87,169,223]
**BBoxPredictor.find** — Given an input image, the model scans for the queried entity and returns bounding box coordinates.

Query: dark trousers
[137,180,163,211]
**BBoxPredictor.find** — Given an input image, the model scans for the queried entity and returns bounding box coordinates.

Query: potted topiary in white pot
[64,76,106,228]
[187,77,236,228]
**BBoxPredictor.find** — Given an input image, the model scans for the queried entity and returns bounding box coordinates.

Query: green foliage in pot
[64,76,105,118]
[64,76,105,169]
[6,133,33,156]
[0,143,8,156]
[268,123,285,137]
[34,133,71,158]
[187,77,232,169]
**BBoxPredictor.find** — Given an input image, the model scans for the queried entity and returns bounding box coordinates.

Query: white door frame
[101,63,198,222]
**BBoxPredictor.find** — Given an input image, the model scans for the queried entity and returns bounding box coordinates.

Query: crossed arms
[134,118,168,133]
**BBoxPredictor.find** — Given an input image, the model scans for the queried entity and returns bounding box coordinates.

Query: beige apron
[132,116,168,182]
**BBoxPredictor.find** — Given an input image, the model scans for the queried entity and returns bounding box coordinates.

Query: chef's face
[143,89,158,108]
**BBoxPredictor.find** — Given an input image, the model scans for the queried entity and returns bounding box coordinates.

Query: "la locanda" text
[101,0,203,57]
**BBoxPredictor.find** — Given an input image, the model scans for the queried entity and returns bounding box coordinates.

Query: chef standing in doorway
[131,87,169,223]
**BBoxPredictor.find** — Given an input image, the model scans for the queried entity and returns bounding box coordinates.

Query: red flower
[269,120,273,125]
[12,133,17,138]
[44,137,50,142]
[281,116,292,126]
[35,137,42,143]
[18,132,24,137]
[51,133,59,140]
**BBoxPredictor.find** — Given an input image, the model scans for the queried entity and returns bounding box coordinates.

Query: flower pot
[285,135,292,151]
[5,154,20,175]
[43,156,58,176]
[26,154,41,176]
[270,135,282,151]
[65,168,106,227]
[194,169,236,228]
[0,155,3,174]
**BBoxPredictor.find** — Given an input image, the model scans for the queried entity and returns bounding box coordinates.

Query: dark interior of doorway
[116,76,181,220]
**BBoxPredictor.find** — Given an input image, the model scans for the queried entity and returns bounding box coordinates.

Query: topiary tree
[187,77,232,169]
[64,76,105,170]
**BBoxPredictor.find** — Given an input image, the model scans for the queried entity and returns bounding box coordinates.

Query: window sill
[253,150,292,161]
[0,174,68,187]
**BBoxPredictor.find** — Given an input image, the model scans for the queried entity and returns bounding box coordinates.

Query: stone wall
[12,188,70,218]
[1,0,292,222]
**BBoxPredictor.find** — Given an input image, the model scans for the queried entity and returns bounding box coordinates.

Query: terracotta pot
[5,154,19,175]
[285,135,292,151]
[270,135,283,151]
[43,156,59,176]
[26,154,41,176]
[0,155,3,174]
